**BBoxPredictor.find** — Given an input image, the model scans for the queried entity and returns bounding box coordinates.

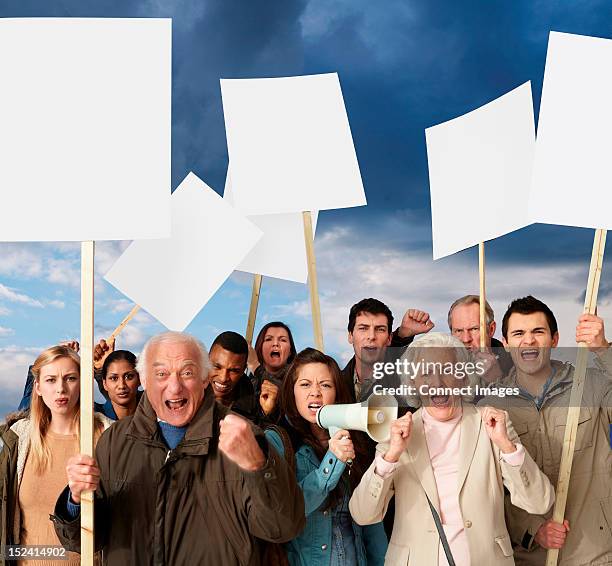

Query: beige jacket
[349,404,554,565]
[480,350,612,566]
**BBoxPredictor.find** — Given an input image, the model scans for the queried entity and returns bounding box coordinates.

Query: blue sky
[1,0,612,417]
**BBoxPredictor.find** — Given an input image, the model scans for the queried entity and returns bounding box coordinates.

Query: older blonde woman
[349,333,554,565]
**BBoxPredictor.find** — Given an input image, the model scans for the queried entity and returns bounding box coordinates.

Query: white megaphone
[315,394,398,443]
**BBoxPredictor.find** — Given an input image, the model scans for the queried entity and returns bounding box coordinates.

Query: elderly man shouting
[51,332,305,565]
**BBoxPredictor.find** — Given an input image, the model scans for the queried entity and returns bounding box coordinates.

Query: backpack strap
[265,424,295,471]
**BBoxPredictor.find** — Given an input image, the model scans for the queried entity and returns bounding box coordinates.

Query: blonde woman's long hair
[29,345,103,474]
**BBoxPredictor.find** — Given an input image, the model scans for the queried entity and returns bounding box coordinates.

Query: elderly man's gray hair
[136,331,211,382]
[447,295,495,328]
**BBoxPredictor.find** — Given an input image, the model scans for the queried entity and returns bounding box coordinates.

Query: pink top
[421,408,469,566]
[375,408,525,566]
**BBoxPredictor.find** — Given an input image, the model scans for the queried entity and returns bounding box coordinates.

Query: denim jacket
[265,429,387,566]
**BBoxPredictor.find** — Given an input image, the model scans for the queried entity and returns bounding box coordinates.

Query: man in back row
[52,331,304,565]
[208,330,264,423]
[448,294,514,380]
[343,297,434,402]
[481,296,612,565]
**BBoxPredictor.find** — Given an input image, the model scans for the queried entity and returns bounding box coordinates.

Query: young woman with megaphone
[265,347,388,566]
[349,333,555,566]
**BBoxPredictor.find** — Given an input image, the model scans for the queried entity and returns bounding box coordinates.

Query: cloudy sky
[1,0,612,417]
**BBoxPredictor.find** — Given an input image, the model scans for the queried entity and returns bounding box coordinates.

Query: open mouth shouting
[430,394,450,407]
[165,398,188,412]
[307,401,322,415]
[520,348,540,361]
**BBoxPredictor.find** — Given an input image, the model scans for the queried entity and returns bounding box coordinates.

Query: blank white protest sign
[425,82,535,259]
[223,169,318,283]
[220,73,366,215]
[0,18,171,241]
[530,32,612,229]
[104,173,263,331]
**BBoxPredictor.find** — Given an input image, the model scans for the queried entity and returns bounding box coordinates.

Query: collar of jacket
[230,373,258,410]
[342,356,356,377]
[126,388,216,456]
[254,364,286,388]
[341,357,357,397]
[501,359,574,404]
[10,418,32,488]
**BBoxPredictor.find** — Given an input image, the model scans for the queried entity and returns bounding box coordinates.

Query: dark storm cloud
[2,0,612,267]
[304,0,612,266]
[0,0,307,191]
[157,0,307,190]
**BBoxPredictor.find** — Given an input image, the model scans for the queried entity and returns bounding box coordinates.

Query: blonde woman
[0,345,111,565]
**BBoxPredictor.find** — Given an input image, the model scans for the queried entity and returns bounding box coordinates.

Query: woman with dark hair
[17,341,141,422]
[249,321,297,418]
[97,350,142,420]
[265,348,387,566]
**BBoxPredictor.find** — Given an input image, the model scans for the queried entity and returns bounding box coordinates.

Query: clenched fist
[398,309,435,339]
[259,379,279,416]
[59,340,80,353]
[383,412,412,463]
[481,407,515,454]
[219,414,266,472]
[94,338,115,371]
[66,454,100,504]
[535,519,570,549]
[471,349,503,384]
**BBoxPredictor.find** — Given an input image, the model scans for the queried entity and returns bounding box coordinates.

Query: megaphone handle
[328,426,353,474]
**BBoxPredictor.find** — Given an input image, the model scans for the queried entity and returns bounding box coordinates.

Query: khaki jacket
[480,350,612,566]
[349,404,554,565]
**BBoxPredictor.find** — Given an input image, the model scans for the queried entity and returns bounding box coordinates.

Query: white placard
[530,31,612,229]
[220,73,366,215]
[0,18,171,241]
[426,82,535,259]
[223,169,318,283]
[104,173,262,331]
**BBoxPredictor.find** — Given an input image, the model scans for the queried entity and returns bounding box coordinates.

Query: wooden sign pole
[546,228,606,566]
[302,211,324,351]
[80,241,95,565]
[479,241,486,350]
[246,274,263,345]
[108,304,141,343]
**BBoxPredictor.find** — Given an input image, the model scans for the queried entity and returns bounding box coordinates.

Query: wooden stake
[80,241,95,566]
[546,228,606,566]
[479,242,486,350]
[302,211,324,351]
[108,304,141,343]
[246,274,263,345]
